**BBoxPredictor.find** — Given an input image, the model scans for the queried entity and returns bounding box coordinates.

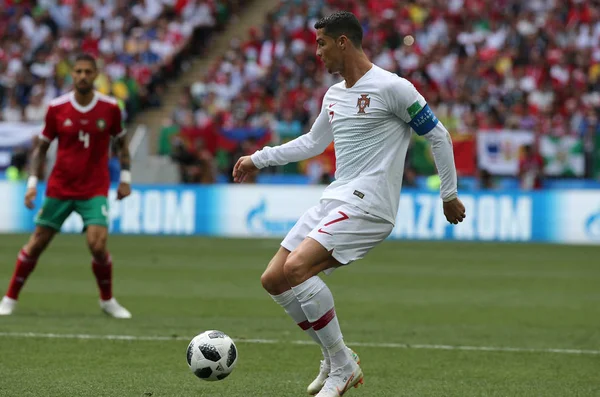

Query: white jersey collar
[69,91,99,113]
[344,64,376,89]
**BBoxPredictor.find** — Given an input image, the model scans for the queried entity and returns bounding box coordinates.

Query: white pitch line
[0,332,598,356]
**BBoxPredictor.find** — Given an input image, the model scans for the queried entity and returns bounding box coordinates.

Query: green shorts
[35,196,109,231]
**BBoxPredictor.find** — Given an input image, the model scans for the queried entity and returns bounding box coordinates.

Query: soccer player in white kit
[233,11,466,397]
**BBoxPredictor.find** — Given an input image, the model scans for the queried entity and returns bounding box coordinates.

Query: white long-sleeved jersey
[251,65,457,225]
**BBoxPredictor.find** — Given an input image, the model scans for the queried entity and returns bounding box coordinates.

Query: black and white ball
[186,330,238,381]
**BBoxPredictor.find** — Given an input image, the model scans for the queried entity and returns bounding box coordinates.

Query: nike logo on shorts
[318,228,332,236]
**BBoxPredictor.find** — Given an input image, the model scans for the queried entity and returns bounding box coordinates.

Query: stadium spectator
[1,94,23,122]
[519,144,545,190]
[24,87,48,122]
[479,169,496,190]
[170,134,217,184]
[579,108,600,178]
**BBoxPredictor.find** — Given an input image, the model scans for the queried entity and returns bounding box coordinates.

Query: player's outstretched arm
[249,107,334,170]
[421,121,465,224]
[386,77,465,224]
[25,138,50,209]
[233,106,333,184]
[114,134,131,200]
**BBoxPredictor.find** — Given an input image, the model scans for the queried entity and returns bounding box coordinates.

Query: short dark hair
[74,53,97,69]
[314,11,363,48]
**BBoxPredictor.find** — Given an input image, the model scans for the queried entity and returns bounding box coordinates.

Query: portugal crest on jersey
[356,94,370,114]
[97,119,106,130]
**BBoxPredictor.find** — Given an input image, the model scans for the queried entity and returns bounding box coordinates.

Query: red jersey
[40,91,125,200]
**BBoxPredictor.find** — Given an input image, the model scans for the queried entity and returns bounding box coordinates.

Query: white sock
[292,276,350,369]
[328,339,350,369]
[271,290,329,363]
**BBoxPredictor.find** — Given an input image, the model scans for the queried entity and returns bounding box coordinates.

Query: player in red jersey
[0,54,133,318]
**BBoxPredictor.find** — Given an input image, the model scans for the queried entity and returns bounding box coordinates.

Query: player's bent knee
[260,266,287,295]
[88,239,107,259]
[260,270,276,294]
[282,253,309,286]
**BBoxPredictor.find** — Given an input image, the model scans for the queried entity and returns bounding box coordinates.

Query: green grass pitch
[0,234,599,397]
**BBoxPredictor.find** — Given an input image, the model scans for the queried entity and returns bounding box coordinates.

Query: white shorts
[281,199,393,273]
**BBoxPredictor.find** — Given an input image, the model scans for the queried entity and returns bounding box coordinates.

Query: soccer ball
[186,330,238,381]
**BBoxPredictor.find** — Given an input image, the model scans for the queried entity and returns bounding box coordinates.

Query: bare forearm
[119,146,131,171]
[115,137,130,170]
[113,135,132,186]
[30,141,50,179]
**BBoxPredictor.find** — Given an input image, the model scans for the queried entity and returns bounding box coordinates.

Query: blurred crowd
[0,0,241,125]
[2,0,599,187]
[162,0,600,186]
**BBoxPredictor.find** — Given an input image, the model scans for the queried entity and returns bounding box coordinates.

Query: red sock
[92,253,113,301]
[6,249,39,299]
